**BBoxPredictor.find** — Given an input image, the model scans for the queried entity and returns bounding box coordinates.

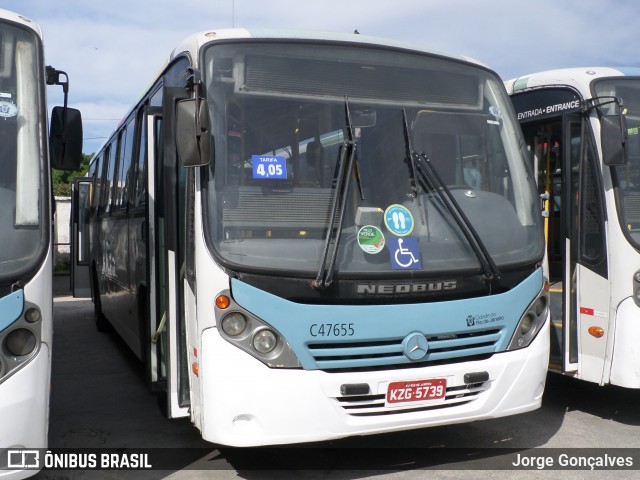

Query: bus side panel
[610,298,640,387]
[0,344,49,449]
[1,251,52,453]
[108,212,142,358]
[575,264,610,384]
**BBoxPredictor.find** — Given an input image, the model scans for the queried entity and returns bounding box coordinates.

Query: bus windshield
[594,78,640,249]
[0,21,44,282]
[203,42,543,278]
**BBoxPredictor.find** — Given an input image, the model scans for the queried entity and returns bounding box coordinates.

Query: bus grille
[335,382,489,416]
[307,328,502,371]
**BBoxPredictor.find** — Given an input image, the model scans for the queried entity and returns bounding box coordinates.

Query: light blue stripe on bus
[231,269,543,370]
[0,290,24,333]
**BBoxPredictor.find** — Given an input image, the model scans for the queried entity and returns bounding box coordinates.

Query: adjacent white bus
[73,29,549,446]
[0,8,82,479]
[506,67,640,387]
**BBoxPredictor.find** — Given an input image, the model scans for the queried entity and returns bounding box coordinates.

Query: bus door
[526,121,570,371]
[523,113,609,381]
[147,83,190,418]
[70,177,92,298]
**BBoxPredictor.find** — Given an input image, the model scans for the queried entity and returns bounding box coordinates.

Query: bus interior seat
[301,140,324,186]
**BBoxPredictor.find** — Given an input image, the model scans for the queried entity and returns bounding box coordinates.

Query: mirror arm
[46,66,72,164]
[185,67,204,155]
[46,65,69,109]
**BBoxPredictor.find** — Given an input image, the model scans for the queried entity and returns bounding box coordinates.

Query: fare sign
[386,378,446,405]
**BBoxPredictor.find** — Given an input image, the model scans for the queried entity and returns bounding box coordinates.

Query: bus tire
[92,267,111,333]
[156,391,169,417]
[137,285,150,369]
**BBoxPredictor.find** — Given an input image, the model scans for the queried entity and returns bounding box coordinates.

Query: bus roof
[0,8,42,37]
[505,67,640,95]
[169,28,485,68]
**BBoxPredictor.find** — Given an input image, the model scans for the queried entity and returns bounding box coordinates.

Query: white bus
[0,8,82,479]
[72,29,549,446]
[506,67,640,387]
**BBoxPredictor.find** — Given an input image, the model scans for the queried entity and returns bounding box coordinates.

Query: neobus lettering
[356,281,457,294]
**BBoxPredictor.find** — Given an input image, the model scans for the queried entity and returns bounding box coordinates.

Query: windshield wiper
[402,110,425,229]
[401,112,501,286]
[314,97,362,289]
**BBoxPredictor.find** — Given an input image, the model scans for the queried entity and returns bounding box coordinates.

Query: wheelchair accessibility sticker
[388,236,422,270]
[384,204,414,236]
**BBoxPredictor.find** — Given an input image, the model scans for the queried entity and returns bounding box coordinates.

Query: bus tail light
[507,289,549,351]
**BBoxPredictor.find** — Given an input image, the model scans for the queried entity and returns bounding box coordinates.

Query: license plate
[386,378,447,405]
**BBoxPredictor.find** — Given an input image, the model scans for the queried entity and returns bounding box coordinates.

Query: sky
[5,0,640,154]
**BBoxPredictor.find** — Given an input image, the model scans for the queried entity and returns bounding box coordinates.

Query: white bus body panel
[196,320,549,447]
[0,345,49,479]
[166,250,189,418]
[575,264,610,384]
[0,246,53,479]
[610,298,640,387]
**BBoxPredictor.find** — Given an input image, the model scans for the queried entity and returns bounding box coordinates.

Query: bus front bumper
[199,318,549,447]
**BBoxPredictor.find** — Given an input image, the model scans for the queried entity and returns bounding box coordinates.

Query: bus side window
[116,120,135,209]
[92,154,104,214]
[102,145,117,214]
[134,108,147,207]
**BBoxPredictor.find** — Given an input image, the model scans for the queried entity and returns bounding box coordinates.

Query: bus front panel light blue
[507,289,549,351]
[5,328,37,356]
[221,312,247,336]
[253,329,278,354]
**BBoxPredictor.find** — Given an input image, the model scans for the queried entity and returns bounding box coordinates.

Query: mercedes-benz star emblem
[402,332,429,361]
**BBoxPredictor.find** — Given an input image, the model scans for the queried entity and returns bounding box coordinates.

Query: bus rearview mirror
[176,98,211,167]
[50,106,83,170]
[601,114,628,166]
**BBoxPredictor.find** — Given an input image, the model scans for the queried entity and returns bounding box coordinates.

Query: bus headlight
[507,289,549,351]
[520,313,534,335]
[24,308,41,323]
[214,290,301,368]
[5,328,37,357]
[253,329,277,354]
[221,312,247,336]
[633,271,640,308]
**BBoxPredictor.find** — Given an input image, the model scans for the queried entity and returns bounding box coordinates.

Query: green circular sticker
[357,225,385,254]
